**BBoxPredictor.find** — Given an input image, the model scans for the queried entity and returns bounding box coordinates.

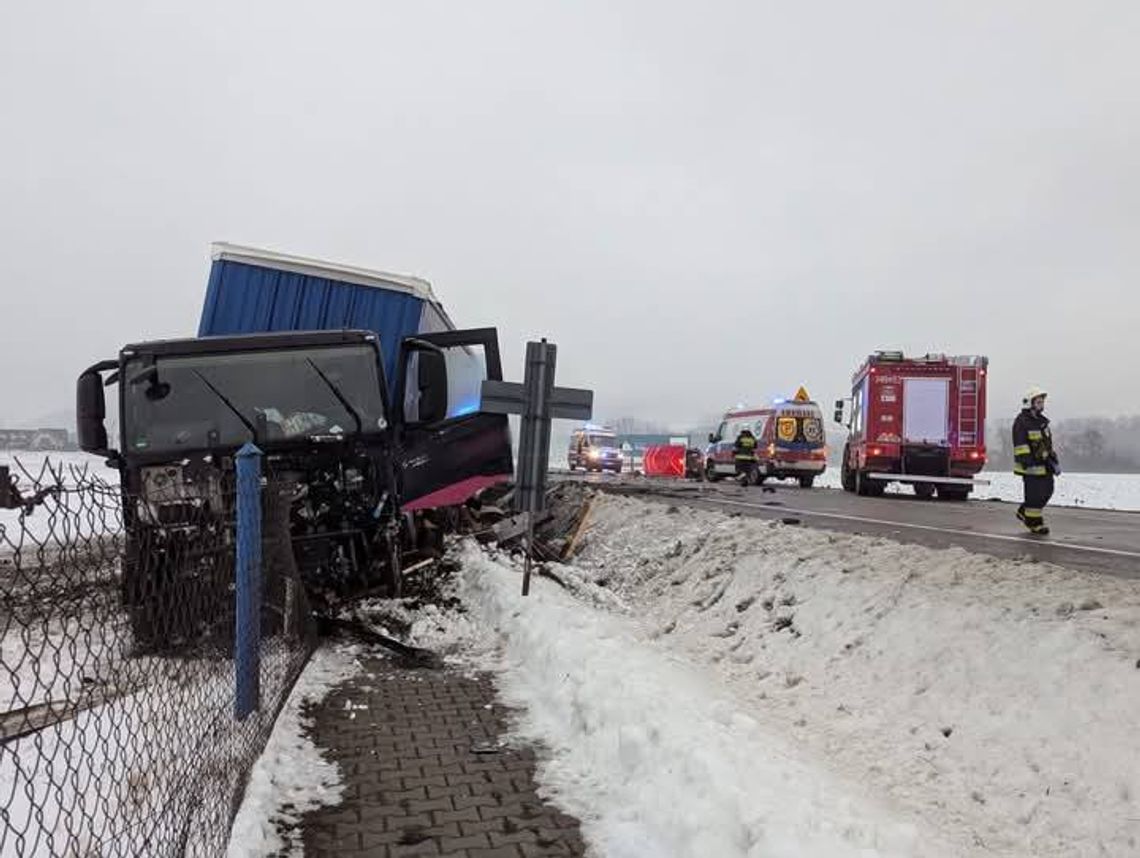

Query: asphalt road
[557,472,1140,579]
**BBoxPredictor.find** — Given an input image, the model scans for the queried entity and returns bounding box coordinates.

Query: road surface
[558,473,1140,579]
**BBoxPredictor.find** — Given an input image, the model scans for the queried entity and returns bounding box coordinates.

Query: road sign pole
[522,341,554,595]
[480,339,594,596]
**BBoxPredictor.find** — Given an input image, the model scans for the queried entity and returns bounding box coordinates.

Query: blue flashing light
[451,399,481,417]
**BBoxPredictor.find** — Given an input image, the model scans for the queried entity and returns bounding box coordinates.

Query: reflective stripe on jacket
[1012,409,1056,476]
[734,433,758,461]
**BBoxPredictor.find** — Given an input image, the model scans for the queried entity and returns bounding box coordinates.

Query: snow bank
[226,645,364,857]
[456,545,949,858]
[573,495,1140,858]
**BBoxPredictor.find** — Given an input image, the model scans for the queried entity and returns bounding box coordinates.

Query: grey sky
[1,1,1136,429]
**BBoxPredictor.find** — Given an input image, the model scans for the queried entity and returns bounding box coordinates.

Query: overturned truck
[77,244,512,644]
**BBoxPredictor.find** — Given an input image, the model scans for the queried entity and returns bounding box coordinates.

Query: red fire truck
[834,351,988,500]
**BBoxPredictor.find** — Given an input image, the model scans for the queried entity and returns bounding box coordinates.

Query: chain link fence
[0,457,316,857]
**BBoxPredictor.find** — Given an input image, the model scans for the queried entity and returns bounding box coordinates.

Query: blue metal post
[235,442,263,720]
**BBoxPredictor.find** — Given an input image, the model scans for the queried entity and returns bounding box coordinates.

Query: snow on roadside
[455,544,951,858]
[226,644,364,858]
[572,494,1140,858]
[812,467,1140,511]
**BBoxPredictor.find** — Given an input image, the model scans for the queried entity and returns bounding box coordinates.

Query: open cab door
[395,328,513,510]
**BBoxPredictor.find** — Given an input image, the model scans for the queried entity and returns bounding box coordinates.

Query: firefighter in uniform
[1012,386,1060,535]
[734,426,759,483]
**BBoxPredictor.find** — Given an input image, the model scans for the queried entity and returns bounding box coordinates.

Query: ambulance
[704,388,827,487]
[567,425,624,473]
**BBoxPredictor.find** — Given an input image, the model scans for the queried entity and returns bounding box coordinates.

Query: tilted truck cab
[76,244,513,646]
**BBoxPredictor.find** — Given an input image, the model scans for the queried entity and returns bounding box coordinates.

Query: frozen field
[811,467,1140,511]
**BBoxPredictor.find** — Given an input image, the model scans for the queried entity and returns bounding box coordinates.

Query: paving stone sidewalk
[298,652,587,858]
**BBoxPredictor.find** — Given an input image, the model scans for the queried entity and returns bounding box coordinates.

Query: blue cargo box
[198,243,454,390]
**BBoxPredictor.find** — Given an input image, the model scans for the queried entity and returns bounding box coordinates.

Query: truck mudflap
[867,473,991,486]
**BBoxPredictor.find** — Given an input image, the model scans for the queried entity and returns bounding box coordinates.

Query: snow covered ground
[227,645,365,858]
[401,497,1137,857]
[811,467,1140,511]
[456,545,951,858]
[229,492,1140,857]
[2,639,305,857]
[0,452,118,546]
[555,495,1140,858]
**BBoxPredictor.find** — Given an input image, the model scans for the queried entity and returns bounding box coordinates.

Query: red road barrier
[642,444,686,478]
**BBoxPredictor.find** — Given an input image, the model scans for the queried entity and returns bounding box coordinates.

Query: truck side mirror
[77,369,110,454]
[416,349,448,425]
[833,399,846,425]
[708,433,717,443]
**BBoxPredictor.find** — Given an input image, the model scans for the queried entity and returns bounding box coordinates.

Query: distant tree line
[987,416,1140,473]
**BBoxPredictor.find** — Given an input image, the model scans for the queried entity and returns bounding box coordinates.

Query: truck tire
[705,461,722,483]
[840,448,857,493]
[914,482,936,500]
[937,486,971,501]
[856,470,885,497]
[798,475,815,489]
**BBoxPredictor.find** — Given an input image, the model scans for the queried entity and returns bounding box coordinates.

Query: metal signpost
[481,339,593,595]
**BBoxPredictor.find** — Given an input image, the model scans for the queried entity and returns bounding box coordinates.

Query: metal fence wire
[0,458,316,857]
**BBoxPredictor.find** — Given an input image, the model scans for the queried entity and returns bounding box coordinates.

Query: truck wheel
[937,486,971,501]
[914,483,936,500]
[840,448,857,492]
[705,461,721,483]
[798,475,815,489]
[856,470,885,497]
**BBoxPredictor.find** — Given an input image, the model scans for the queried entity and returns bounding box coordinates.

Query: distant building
[0,428,73,452]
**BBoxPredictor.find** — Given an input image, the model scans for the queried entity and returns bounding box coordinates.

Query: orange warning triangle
[794,386,811,402]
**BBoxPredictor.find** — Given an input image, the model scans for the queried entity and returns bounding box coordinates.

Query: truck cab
[77,327,512,643]
[77,244,516,647]
[835,350,987,499]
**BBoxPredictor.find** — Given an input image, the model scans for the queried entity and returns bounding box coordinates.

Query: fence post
[235,442,263,720]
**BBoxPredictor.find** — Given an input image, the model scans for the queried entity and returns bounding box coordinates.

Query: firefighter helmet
[1022,386,1048,407]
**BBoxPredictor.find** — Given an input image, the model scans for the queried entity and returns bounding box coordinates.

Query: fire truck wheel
[705,461,722,482]
[856,471,885,497]
[937,486,971,501]
[840,449,857,492]
[798,475,815,489]
[914,482,936,500]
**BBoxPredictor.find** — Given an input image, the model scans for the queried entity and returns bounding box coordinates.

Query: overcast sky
[1,1,1136,430]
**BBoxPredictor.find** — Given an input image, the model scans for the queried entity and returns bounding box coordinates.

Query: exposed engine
[270,447,397,602]
[132,445,398,604]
